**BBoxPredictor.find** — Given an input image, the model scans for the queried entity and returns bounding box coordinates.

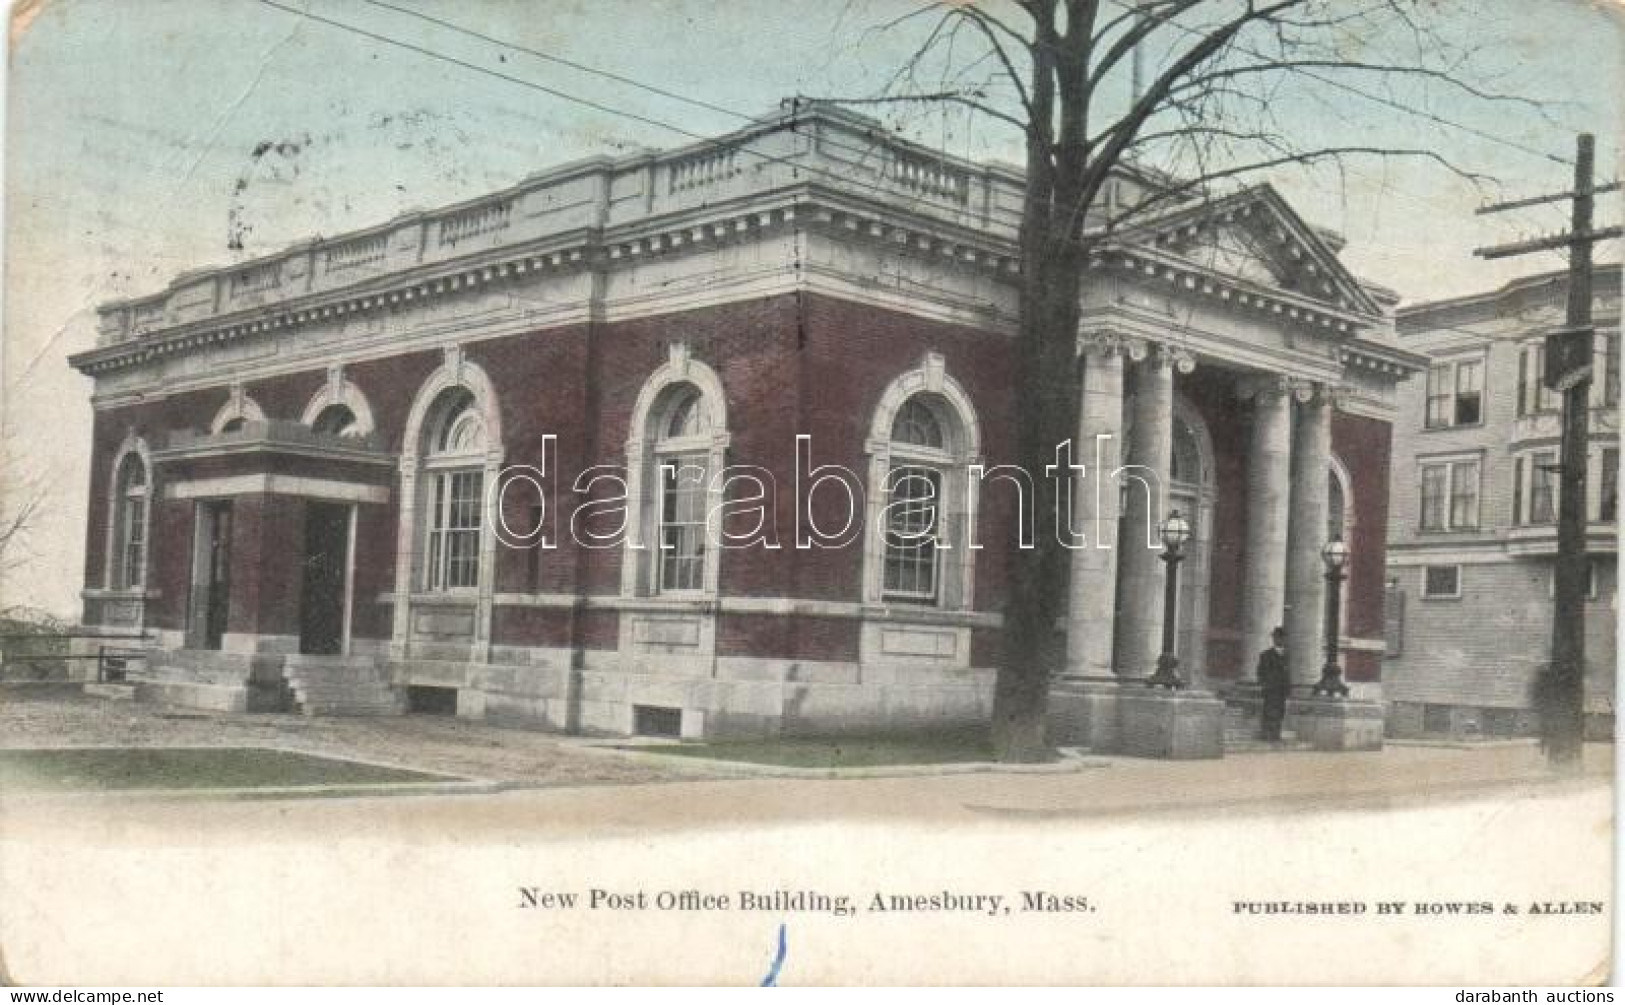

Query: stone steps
[82,682,137,701]
[283,656,404,717]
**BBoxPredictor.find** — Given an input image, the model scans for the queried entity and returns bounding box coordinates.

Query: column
[1065,343,1124,677]
[1284,386,1331,688]
[1240,380,1293,673]
[1114,348,1175,678]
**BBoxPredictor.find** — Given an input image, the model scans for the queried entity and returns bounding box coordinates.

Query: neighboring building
[67,104,1420,739]
[1386,266,1620,738]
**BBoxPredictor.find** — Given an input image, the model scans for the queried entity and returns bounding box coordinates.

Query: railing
[324,233,389,272]
[130,301,167,331]
[438,200,512,247]
[668,145,742,194]
[891,151,970,205]
[96,644,150,684]
[0,632,152,683]
[90,108,1028,349]
[229,263,282,297]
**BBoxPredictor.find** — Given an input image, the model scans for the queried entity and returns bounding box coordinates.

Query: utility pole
[1476,134,1622,766]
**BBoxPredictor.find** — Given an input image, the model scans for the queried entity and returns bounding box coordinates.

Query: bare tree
[0,433,48,596]
[822,0,1532,761]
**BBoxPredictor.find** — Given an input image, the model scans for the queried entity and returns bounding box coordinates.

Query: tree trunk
[991,206,1086,762]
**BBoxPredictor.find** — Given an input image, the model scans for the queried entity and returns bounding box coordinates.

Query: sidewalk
[0,688,1609,841]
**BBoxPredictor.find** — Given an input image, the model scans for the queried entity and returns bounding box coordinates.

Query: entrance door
[299,502,352,655]
[188,500,233,650]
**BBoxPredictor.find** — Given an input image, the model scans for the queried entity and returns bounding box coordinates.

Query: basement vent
[633,705,683,738]
[407,685,458,716]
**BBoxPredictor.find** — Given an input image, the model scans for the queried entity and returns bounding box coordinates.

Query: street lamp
[1146,509,1192,689]
[1312,536,1352,697]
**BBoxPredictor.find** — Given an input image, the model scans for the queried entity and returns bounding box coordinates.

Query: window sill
[410,591,480,605]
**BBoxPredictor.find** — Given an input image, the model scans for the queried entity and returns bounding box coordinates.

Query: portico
[1050,185,1424,755]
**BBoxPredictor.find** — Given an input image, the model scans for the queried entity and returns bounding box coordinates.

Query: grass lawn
[0,747,445,792]
[630,727,997,768]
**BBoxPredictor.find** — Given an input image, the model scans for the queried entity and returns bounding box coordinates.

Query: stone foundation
[1288,696,1384,751]
[1047,679,1126,753]
[1049,679,1225,759]
[1118,689,1226,760]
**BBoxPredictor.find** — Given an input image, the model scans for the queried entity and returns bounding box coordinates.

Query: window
[300,376,376,439]
[1601,449,1619,523]
[312,404,358,437]
[426,470,483,589]
[1454,359,1482,425]
[1425,364,1451,428]
[883,465,942,601]
[862,356,981,614]
[1518,344,1560,416]
[1425,357,1485,429]
[653,387,712,594]
[1420,459,1478,531]
[422,391,486,591]
[1449,461,1480,530]
[1327,469,1346,544]
[1422,565,1461,599]
[882,396,955,604]
[622,348,731,601]
[1529,450,1558,525]
[114,453,149,589]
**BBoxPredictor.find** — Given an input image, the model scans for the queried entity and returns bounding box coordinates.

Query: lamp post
[1312,536,1352,697]
[1146,509,1191,690]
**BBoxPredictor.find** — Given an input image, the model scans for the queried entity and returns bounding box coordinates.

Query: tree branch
[1099,145,1496,236]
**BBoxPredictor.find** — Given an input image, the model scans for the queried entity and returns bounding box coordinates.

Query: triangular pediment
[1122,184,1382,317]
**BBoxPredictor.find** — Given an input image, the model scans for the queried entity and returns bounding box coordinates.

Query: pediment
[1125,184,1382,317]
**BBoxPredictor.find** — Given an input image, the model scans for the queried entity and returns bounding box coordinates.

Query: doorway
[299,501,353,656]
[188,500,233,651]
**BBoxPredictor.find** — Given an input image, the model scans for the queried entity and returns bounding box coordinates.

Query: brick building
[68,105,1420,739]
[1385,266,1620,738]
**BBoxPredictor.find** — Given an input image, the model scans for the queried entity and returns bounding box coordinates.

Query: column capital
[1077,329,1147,361]
[1235,375,1294,403]
[1291,379,1353,409]
[1151,344,1198,374]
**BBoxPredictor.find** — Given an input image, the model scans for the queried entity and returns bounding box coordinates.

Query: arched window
[892,398,944,450]
[622,346,731,599]
[421,389,486,591]
[312,404,359,437]
[1171,414,1203,486]
[864,355,982,610]
[301,374,377,439]
[1327,468,1347,544]
[114,452,149,589]
[209,387,265,434]
[883,394,957,602]
[653,384,711,593]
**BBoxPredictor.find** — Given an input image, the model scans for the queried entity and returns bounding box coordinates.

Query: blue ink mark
[760,923,788,986]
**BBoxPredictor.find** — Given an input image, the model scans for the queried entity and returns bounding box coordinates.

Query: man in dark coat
[1256,626,1289,742]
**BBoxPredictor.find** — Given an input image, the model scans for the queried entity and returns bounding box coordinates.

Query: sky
[1,0,1621,619]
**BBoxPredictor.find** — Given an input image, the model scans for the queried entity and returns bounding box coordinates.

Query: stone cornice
[74,191,1394,382]
[1337,341,1428,378]
[1089,242,1376,335]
